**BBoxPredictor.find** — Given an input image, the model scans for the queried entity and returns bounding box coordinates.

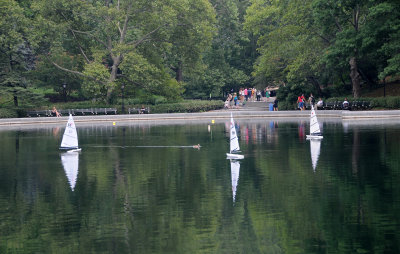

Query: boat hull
[60,147,81,152]
[226,153,244,159]
[67,148,82,153]
[306,135,323,140]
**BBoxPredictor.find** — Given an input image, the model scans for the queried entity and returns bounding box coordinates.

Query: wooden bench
[350,101,370,110]
[314,100,370,111]
[94,108,117,115]
[332,101,342,110]
[361,101,370,109]
[304,103,312,110]
[27,107,118,117]
[27,110,52,117]
[128,107,150,114]
[323,102,335,110]
[57,109,73,116]
[73,108,95,115]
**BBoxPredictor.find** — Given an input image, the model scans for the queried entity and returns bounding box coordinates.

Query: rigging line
[89,145,199,148]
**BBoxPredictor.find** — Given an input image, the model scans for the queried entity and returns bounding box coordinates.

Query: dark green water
[1,119,400,253]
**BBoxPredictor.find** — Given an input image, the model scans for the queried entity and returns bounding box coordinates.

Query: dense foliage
[1,0,399,109]
[244,0,400,101]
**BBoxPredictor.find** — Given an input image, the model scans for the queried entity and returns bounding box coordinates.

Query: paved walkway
[1,106,399,127]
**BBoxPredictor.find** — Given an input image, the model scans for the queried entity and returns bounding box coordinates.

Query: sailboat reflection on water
[61,152,79,191]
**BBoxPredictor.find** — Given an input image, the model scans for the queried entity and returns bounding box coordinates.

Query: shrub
[125,95,169,106]
[384,96,400,109]
[369,97,384,108]
[278,100,295,110]
[150,100,223,113]
[0,108,18,118]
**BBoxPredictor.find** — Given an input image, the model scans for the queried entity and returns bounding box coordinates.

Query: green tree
[313,0,372,98]
[312,0,400,97]
[360,1,400,81]
[32,0,216,103]
[166,0,216,83]
[244,0,328,96]
[0,0,44,107]
[185,0,251,98]
[39,0,175,103]
[244,0,400,99]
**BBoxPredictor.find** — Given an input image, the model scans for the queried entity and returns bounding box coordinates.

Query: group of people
[224,88,256,109]
[297,93,324,110]
[224,93,239,108]
[297,93,351,110]
[224,87,279,110]
[238,88,262,102]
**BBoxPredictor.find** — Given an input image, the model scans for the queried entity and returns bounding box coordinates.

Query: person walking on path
[273,98,278,111]
[308,93,315,107]
[233,93,239,108]
[297,94,305,110]
[256,89,261,101]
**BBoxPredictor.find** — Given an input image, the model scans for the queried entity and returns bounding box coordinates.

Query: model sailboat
[60,114,81,152]
[310,139,321,171]
[306,105,323,140]
[226,113,244,159]
[230,159,240,202]
[61,152,79,191]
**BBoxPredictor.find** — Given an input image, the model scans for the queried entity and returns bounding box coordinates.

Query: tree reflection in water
[0,120,399,253]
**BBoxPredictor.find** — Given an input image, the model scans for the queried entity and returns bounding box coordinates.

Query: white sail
[61,152,79,191]
[60,114,79,149]
[231,160,240,202]
[310,139,321,171]
[229,113,240,153]
[309,106,321,135]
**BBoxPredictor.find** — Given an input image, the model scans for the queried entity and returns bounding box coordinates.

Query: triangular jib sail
[61,152,79,191]
[60,114,79,149]
[230,113,240,153]
[310,106,321,135]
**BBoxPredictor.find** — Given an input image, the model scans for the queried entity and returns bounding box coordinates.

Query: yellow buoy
[113,122,116,126]
[211,120,215,124]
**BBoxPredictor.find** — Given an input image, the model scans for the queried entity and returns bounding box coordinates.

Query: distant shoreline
[1,109,399,128]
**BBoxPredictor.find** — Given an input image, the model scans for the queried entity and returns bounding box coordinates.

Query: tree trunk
[106,55,122,103]
[349,57,361,98]
[176,66,183,82]
[13,95,18,107]
[172,61,183,82]
[306,76,322,96]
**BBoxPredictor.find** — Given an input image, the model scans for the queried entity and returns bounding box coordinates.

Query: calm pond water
[1,118,400,253]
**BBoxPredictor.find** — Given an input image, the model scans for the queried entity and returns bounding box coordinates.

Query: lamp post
[121,85,125,114]
[63,82,67,102]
